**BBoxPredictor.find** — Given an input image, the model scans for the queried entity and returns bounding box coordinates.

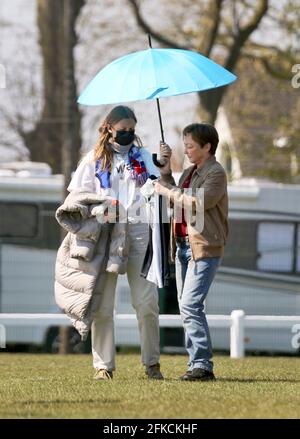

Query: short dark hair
[183,123,219,155]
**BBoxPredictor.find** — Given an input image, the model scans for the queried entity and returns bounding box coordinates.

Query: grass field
[0,353,299,419]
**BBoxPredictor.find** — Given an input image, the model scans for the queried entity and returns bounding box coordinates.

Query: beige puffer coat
[54,188,129,340]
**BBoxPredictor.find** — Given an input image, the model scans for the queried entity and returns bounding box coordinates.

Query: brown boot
[145,363,164,380]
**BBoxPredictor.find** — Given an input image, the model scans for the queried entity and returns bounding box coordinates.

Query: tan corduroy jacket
[161,156,229,261]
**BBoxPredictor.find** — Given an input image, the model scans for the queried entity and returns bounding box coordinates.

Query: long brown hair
[94,105,143,171]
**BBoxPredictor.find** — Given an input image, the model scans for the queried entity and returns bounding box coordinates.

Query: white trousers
[91,223,160,371]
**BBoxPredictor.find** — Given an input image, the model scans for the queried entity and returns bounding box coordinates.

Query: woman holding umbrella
[67,105,164,380]
[154,123,229,381]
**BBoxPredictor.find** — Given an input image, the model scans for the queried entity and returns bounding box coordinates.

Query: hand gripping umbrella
[78,36,237,166]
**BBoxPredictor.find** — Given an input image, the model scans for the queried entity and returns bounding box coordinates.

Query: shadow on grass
[13,399,121,405]
[217,378,300,383]
[161,377,300,383]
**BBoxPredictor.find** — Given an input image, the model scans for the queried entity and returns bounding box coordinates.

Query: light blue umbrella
[78,47,236,105]
[78,41,237,164]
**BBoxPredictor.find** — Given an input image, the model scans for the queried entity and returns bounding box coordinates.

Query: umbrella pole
[156,98,165,143]
[149,34,166,167]
[153,99,166,167]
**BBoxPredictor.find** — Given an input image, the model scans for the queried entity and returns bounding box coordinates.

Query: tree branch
[203,0,224,56]
[73,0,86,18]
[0,110,25,137]
[239,39,298,80]
[238,0,269,41]
[126,0,189,50]
[241,52,294,80]
[218,34,297,69]
[225,0,269,71]
[258,58,293,80]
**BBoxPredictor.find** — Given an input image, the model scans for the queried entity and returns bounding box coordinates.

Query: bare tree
[127,0,297,124]
[22,0,85,174]
[0,21,41,161]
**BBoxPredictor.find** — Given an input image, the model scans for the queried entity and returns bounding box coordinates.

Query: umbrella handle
[152,153,165,168]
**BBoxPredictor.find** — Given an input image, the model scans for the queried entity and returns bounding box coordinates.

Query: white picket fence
[0,311,299,357]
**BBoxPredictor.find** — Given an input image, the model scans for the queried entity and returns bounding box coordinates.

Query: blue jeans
[175,242,221,372]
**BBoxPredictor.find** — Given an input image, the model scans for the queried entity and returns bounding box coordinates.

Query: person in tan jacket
[154,123,228,381]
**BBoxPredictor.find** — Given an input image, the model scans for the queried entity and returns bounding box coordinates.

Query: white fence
[0,311,299,357]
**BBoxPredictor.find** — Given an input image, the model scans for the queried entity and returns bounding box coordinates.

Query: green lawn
[0,353,299,419]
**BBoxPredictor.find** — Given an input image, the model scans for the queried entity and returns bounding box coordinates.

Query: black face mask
[114,129,135,146]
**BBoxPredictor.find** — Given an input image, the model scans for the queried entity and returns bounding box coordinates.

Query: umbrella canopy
[78,48,237,106]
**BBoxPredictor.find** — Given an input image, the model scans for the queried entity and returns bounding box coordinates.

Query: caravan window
[0,202,38,238]
[257,222,295,273]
